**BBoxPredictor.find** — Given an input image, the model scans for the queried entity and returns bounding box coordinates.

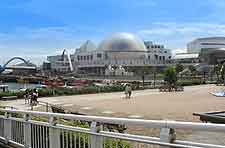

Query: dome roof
[98,33,147,52]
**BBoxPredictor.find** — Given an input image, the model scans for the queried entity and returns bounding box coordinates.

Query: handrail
[1,109,225,132]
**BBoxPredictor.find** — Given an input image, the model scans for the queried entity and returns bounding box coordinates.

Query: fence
[0,109,225,148]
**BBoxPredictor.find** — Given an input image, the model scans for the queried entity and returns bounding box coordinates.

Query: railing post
[4,112,11,144]
[160,128,176,148]
[49,116,60,148]
[90,122,103,148]
[24,114,31,148]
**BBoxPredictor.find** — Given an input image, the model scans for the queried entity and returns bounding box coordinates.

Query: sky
[1,0,225,65]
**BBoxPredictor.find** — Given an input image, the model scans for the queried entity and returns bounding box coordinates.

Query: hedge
[0,84,128,99]
[177,80,202,86]
[37,85,125,97]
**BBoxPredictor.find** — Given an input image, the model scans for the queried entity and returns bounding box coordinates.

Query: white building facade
[187,37,225,54]
[172,37,225,65]
[74,33,172,75]
[47,33,172,75]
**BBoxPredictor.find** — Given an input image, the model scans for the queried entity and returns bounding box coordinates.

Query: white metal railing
[0,109,225,148]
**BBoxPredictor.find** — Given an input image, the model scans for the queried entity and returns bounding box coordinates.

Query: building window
[97,53,102,58]
[81,56,83,60]
[148,56,150,60]
[159,56,162,61]
[87,55,89,60]
[77,56,80,61]
[155,55,158,60]
[90,55,93,60]
[164,51,167,53]
[84,56,86,60]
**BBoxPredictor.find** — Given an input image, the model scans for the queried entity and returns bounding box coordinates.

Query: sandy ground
[1,84,225,145]
[2,84,225,121]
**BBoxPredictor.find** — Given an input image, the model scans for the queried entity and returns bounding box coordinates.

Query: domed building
[73,33,172,75]
[47,33,172,74]
[98,33,147,60]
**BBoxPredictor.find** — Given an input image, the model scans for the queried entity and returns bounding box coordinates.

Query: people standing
[32,88,39,105]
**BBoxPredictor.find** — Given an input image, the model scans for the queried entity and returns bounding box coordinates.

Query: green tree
[175,64,184,74]
[188,65,197,76]
[214,64,221,82]
[152,67,157,88]
[164,66,177,91]
[139,65,152,87]
[220,65,225,83]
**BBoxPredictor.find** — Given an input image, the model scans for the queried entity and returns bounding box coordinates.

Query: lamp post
[142,75,145,87]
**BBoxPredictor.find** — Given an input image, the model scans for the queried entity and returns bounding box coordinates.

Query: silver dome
[98,33,147,52]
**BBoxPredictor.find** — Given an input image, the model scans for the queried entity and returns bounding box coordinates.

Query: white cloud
[0,26,86,64]
[139,28,174,36]
[0,25,106,65]
[139,22,225,36]
[137,22,225,50]
[174,49,187,54]
[1,21,225,65]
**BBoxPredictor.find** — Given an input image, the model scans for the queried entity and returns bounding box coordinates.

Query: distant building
[171,53,200,64]
[42,62,51,71]
[47,52,75,73]
[47,32,172,75]
[74,33,172,75]
[173,37,225,65]
[187,37,225,54]
[12,62,37,75]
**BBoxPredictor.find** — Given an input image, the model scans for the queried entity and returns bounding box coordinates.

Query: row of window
[147,55,169,61]
[77,53,103,61]
[148,50,168,53]
[77,55,93,61]
[146,45,164,49]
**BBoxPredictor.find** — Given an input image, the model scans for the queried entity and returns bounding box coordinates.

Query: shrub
[177,80,201,86]
[164,66,177,91]
[38,88,54,97]
[16,91,26,98]
[0,84,140,99]
[0,92,17,98]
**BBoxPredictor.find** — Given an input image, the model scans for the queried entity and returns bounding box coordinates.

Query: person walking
[125,84,132,99]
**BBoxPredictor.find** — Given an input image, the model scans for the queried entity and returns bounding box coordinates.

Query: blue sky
[1,0,225,64]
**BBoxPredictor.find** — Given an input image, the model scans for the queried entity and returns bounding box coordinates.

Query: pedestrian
[24,89,30,104]
[32,88,39,105]
[127,84,132,99]
[125,84,132,99]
